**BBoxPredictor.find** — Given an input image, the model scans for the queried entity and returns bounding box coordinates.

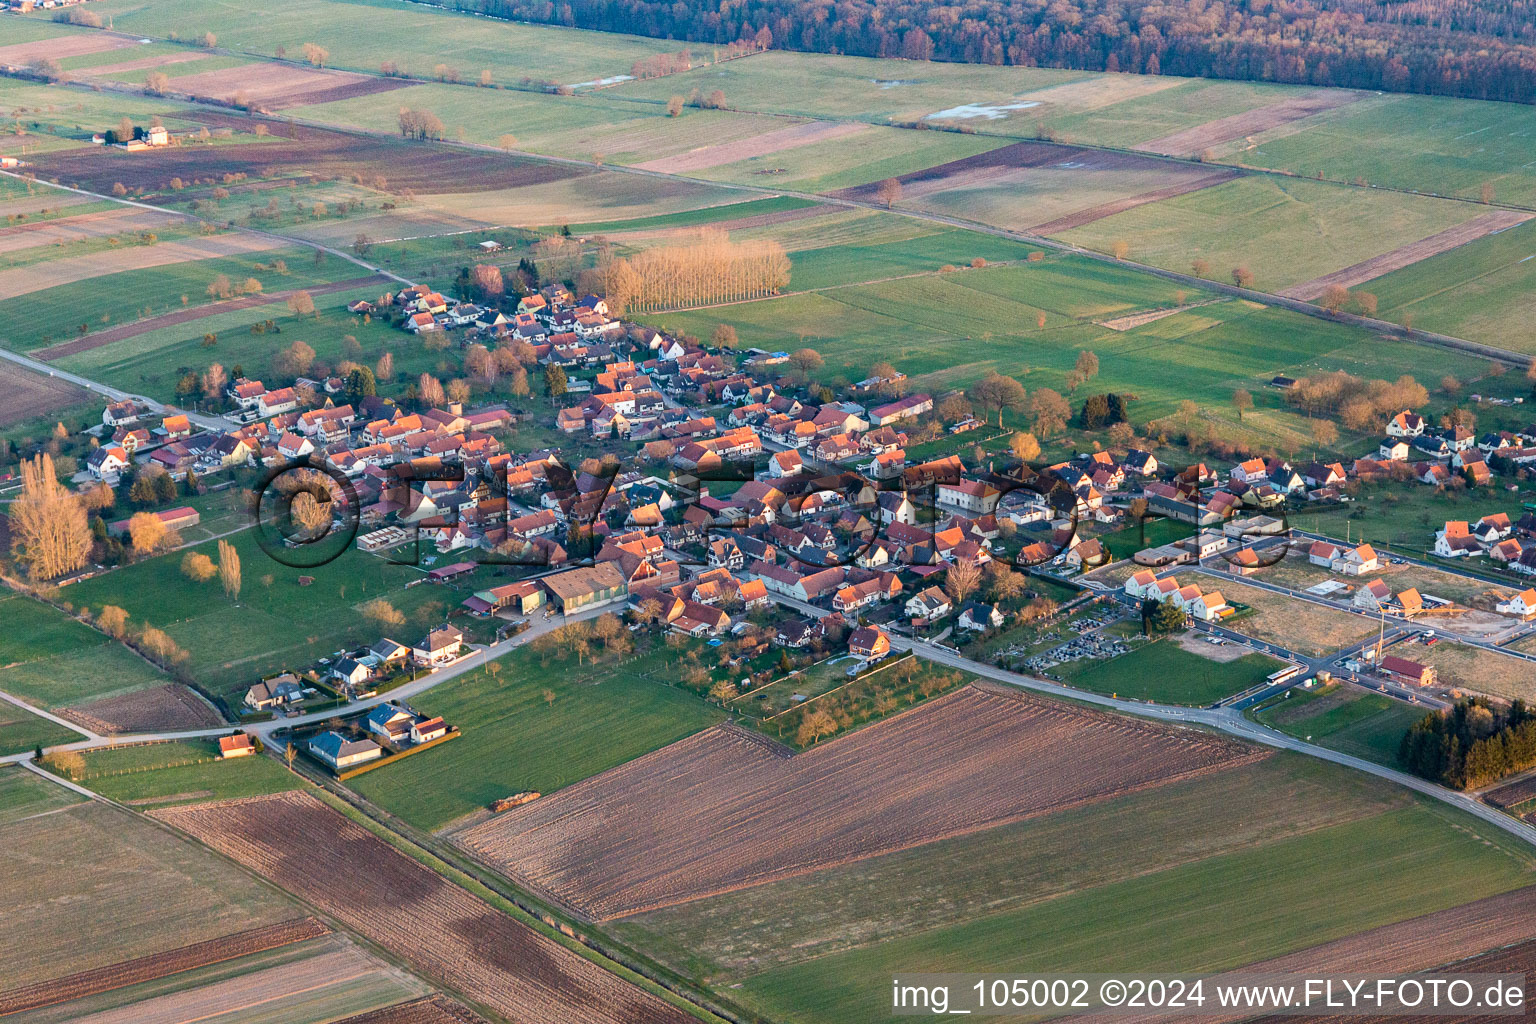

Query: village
[49,275,1536,775]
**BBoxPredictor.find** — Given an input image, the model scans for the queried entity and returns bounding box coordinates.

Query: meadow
[1059,639,1283,705]
[1254,683,1427,766]
[349,640,724,831]
[643,256,1485,457]
[0,705,81,757]
[62,530,477,701]
[1359,217,1536,353]
[0,244,366,353]
[294,81,809,166]
[0,593,178,710]
[1299,482,1533,553]
[39,0,687,87]
[729,801,1535,1023]
[1234,93,1536,208]
[79,739,305,805]
[1058,175,1490,292]
[55,282,395,402]
[0,800,297,987]
[0,764,84,820]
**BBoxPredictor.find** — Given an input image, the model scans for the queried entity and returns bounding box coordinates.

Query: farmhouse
[309,731,382,772]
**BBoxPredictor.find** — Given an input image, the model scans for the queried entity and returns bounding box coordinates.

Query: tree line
[1400,698,1536,790]
[597,230,790,313]
[457,0,1536,103]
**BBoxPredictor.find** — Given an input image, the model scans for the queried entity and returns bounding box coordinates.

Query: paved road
[0,346,229,433]
[0,598,617,767]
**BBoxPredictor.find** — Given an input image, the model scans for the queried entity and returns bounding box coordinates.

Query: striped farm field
[455,683,1264,919]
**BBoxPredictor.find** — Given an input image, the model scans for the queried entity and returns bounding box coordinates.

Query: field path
[32,274,390,361]
[1133,89,1365,157]
[1277,209,1536,299]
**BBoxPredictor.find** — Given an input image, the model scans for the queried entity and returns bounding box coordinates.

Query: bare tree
[944,559,982,606]
[218,538,241,600]
[8,454,90,580]
[875,178,902,208]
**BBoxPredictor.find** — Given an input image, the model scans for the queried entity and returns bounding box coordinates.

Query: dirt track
[154,792,703,1024]
[33,274,390,361]
[457,683,1264,919]
[1133,89,1365,157]
[634,121,869,174]
[1278,209,1536,299]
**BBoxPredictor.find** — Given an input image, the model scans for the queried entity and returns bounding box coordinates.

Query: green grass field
[293,81,809,167]
[1060,639,1283,705]
[0,764,85,821]
[643,256,1483,456]
[0,244,366,353]
[1059,175,1488,292]
[43,0,685,87]
[0,800,299,988]
[1256,684,1430,766]
[349,639,724,831]
[0,594,176,710]
[61,530,482,700]
[1235,94,1536,208]
[55,283,402,404]
[611,50,1089,123]
[79,739,305,805]
[729,800,1534,1022]
[1358,217,1536,353]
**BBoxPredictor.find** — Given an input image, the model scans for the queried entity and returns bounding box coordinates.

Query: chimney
[449,401,463,416]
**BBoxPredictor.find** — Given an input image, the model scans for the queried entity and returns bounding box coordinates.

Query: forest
[1400,698,1536,790]
[462,0,1536,103]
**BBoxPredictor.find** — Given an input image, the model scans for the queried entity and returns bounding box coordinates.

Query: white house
[309,731,382,771]
[1386,410,1425,438]
[1496,588,1536,619]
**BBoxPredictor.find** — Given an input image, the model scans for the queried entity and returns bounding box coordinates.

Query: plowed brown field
[634,121,869,174]
[26,116,583,197]
[457,683,1264,919]
[61,684,223,734]
[160,64,409,111]
[0,363,90,428]
[153,792,704,1024]
[0,917,329,1016]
